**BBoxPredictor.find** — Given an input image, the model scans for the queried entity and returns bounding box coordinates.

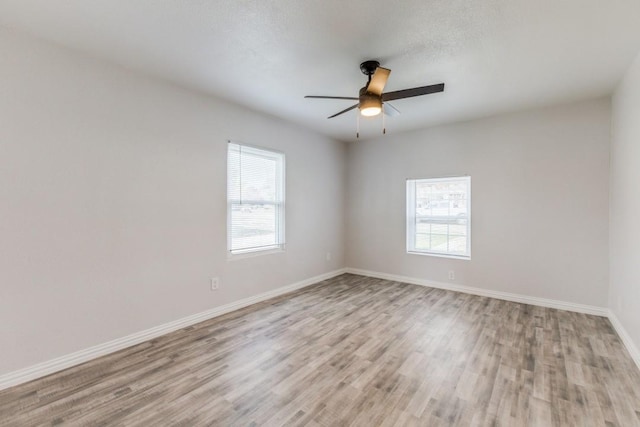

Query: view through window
[406,176,470,259]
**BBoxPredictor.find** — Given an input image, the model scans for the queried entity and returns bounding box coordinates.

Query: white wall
[0,28,346,375]
[610,51,640,350]
[346,99,611,307]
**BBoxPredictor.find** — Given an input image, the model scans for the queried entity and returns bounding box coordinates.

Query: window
[227,142,285,255]
[406,176,470,259]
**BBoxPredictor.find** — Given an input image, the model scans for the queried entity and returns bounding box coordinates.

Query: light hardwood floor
[2,274,640,426]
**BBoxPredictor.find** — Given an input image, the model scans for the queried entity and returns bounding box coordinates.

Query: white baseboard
[345,268,609,317]
[607,310,640,372]
[0,268,347,391]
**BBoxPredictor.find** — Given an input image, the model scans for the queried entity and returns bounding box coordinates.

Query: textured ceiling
[1,0,639,142]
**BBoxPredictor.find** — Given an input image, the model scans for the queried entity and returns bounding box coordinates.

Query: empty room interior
[2,1,640,425]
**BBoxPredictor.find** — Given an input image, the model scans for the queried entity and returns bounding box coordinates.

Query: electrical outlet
[326,252,332,261]
[448,270,455,280]
[211,277,220,291]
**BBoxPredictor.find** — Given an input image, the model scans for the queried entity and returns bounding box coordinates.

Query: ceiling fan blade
[383,102,401,117]
[382,83,445,102]
[305,95,358,100]
[327,104,358,119]
[366,67,391,96]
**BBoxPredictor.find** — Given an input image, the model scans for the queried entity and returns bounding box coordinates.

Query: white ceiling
[1,1,639,142]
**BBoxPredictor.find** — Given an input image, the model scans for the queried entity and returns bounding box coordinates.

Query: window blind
[227,142,285,254]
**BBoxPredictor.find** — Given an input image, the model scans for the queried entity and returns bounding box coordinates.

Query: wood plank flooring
[2,274,640,426]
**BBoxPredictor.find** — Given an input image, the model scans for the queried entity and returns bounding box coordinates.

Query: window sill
[407,250,470,260]
[228,246,285,261]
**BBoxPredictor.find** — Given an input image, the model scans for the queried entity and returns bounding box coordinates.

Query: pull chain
[382,109,386,135]
[356,113,360,139]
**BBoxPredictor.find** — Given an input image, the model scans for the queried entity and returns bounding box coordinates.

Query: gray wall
[0,29,346,375]
[346,99,611,307]
[610,51,640,350]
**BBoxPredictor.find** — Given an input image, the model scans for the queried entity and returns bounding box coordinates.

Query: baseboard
[345,268,608,317]
[607,310,640,372]
[0,268,347,391]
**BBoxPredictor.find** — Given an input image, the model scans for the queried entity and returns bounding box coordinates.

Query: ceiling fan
[305,60,445,120]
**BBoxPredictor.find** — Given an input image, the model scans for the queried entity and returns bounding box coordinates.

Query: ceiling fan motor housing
[359,86,380,101]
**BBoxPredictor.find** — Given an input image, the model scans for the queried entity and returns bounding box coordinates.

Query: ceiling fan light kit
[359,92,382,117]
[305,60,445,137]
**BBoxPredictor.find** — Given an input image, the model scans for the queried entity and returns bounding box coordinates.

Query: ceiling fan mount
[305,60,445,121]
[359,60,381,77]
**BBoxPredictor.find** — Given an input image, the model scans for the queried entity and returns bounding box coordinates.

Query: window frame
[227,141,285,257]
[406,176,471,260]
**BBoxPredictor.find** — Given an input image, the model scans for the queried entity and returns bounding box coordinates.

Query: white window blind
[406,176,471,259]
[227,142,285,254]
